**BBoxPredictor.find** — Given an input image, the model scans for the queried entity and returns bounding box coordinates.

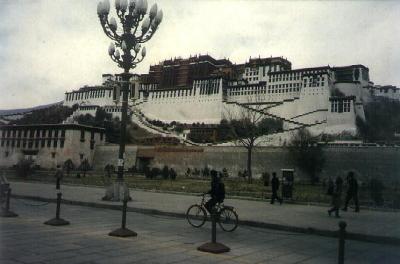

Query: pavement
[2,199,400,264]
[6,181,400,244]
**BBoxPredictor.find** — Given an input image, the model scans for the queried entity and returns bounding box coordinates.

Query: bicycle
[186,193,238,232]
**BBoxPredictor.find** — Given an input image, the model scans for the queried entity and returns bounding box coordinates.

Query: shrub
[79,159,91,177]
[169,168,177,180]
[185,168,191,177]
[15,159,34,178]
[202,166,210,178]
[144,166,151,179]
[104,164,115,178]
[369,178,384,206]
[262,172,270,186]
[151,167,161,179]
[222,168,229,178]
[162,165,169,179]
[64,159,75,176]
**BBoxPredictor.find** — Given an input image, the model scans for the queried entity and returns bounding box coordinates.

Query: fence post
[338,221,347,264]
[1,188,18,217]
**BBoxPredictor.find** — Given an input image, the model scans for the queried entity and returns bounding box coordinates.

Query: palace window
[343,100,351,112]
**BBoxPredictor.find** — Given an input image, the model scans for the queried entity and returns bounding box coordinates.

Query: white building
[0,124,105,169]
[62,55,391,142]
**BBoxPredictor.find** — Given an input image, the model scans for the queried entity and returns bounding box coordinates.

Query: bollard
[197,208,230,254]
[109,198,137,237]
[0,188,18,217]
[211,211,217,243]
[44,177,69,226]
[338,221,347,264]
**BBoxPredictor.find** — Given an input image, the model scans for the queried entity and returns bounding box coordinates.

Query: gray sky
[0,0,399,109]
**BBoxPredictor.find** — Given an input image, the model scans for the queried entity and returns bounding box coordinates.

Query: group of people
[327,171,360,218]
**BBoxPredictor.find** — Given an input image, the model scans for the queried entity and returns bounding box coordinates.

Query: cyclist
[204,169,225,214]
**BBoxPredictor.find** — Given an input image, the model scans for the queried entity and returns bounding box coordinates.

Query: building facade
[62,54,395,141]
[0,124,105,169]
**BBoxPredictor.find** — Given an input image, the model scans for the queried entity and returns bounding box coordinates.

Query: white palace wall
[137,78,225,124]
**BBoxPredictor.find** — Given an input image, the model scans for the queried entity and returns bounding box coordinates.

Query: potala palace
[63,55,400,145]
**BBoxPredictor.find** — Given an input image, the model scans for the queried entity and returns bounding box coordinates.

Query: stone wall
[92,145,137,170]
[92,145,400,184]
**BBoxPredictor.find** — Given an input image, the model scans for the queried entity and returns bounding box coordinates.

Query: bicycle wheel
[218,207,238,232]
[186,204,207,228]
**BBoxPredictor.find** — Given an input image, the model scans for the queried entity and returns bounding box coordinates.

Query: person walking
[328,176,343,218]
[204,169,225,214]
[270,172,283,205]
[343,171,360,212]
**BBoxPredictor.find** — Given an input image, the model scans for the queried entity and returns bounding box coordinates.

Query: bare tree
[224,102,282,183]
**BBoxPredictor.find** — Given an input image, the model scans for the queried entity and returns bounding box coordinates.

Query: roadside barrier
[108,198,137,237]
[338,221,347,264]
[44,177,69,226]
[197,209,230,254]
[0,188,18,217]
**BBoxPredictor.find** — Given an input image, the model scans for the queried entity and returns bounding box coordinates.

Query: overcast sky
[0,0,399,109]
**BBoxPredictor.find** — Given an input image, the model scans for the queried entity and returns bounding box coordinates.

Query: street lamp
[97,0,162,237]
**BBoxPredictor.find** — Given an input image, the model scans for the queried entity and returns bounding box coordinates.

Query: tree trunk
[247,146,252,184]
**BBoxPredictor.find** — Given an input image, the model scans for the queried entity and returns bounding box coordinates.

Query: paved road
[9,181,400,240]
[1,199,399,264]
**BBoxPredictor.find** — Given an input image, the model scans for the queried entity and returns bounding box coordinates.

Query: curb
[12,194,400,246]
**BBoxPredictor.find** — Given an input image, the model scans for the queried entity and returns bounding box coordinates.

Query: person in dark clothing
[342,171,360,212]
[270,172,283,204]
[328,176,343,218]
[205,169,225,213]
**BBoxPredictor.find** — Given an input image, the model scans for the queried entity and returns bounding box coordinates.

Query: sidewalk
[3,199,399,264]
[9,181,400,244]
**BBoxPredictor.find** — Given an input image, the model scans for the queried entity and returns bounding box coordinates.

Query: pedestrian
[343,171,360,212]
[328,176,343,218]
[204,169,225,214]
[270,172,282,205]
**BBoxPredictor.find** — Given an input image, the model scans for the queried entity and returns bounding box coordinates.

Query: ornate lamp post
[97,0,162,237]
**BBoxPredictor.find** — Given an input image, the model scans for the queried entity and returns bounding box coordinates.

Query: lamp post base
[44,218,70,226]
[0,210,18,218]
[102,181,131,202]
[109,227,137,237]
[197,242,230,254]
